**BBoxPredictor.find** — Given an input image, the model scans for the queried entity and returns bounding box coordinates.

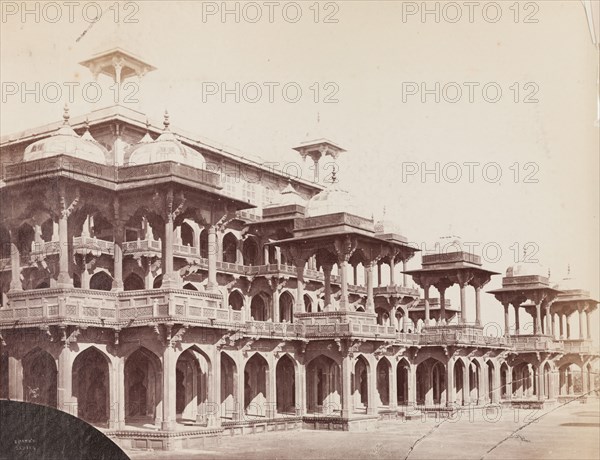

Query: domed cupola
[505,262,548,278]
[553,265,583,292]
[126,111,206,168]
[305,169,366,218]
[374,207,404,235]
[23,106,108,164]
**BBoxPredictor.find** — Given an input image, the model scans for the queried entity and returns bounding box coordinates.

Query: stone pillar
[534,302,542,335]
[295,363,306,416]
[503,302,510,337]
[367,357,377,415]
[578,306,585,340]
[112,358,126,429]
[586,309,592,340]
[235,355,245,420]
[365,262,374,312]
[207,226,218,291]
[566,314,571,339]
[353,265,358,286]
[7,356,23,400]
[112,222,124,291]
[57,345,74,415]
[389,256,396,286]
[377,263,382,287]
[323,264,333,310]
[552,313,557,339]
[57,211,72,287]
[341,355,352,418]
[459,283,467,324]
[235,239,243,265]
[545,304,551,336]
[402,260,408,287]
[513,303,521,335]
[389,362,398,410]
[462,363,470,405]
[9,232,22,291]
[536,365,544,401]
[266,358,277,418]
[272,288,280,323]
[275,247,282,265]
[447,359,455,407]
[162,344,176,430]
[439,286,447,325]
[263,244,269,265]
[559,313,565,338]
[208,349,221,426]
[295,260,306,313]
[474,285,482,326]
[424,285,431,327]
[492,364,501,403]
[339,260,349,311]
[408,364,417,406]
[582,367,589,395]
[424,366,434,406]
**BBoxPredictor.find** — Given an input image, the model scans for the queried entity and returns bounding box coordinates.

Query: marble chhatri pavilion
[0,49,598,451]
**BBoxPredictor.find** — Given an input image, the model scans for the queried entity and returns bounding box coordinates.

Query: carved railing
[419,325,509,347]
[73,236,114,255]
[559,339,596,354]
[508,334,563,351]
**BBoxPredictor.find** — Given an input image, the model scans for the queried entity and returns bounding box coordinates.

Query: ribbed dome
[374,208,403,235]
[305,185,362,218]
[126,111,205,168]
[23,108,108,164]
[506,262,547,278]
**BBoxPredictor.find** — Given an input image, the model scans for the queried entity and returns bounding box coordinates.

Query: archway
[250,294,268,321]
[376,358,391,407]
[306,355,341,415]
[220,353,237,420]
[228,291,244,310]
[376,308,390,326]
[353,356,369,412]
[180,222,194,247]
[303,294,313,313]
[124,273,144,291]
[23,348,56,407]
[397,359,410,405]
[279,291,294,323]
[153,274,163,289]
[183,283,198,291]
[542,362,552,400]
[500,362,510,399]
[176,347,210,422]
[454,359,467,405]
[276,355,296,414]
[124,348,161,423]
[416,358,445,406]
[469,360,481,404]
[222,233,238,264]
[244,353,268,417]
[72,348,110,424]
[90,271,112,291]
[199,230,208,259]
[487,360,494,402]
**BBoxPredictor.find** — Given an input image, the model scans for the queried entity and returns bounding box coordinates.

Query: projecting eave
[487,285,562,295]
[403,266,499,277]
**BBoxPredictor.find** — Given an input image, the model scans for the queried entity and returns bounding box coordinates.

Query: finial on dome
[330,166,338,184]
[84,117,90,130]
[163,110,170,130]
[567,264,571,275]
[145,118,150,132]
[548,268,551,278]
[63,104,70,125]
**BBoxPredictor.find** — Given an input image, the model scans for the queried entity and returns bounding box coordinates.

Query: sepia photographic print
[0,1,599,459]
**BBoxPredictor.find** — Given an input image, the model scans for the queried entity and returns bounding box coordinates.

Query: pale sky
[1,1,598,338]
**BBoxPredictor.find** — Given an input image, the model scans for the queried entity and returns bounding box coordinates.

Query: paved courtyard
[128,398,600,460]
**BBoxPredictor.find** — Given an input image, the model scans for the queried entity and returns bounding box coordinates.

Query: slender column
[266,358,277,418]
[272,289,280,323]
[459,283,467,324]
[389,256,396,286]
[353,265,358,286]
[377,263,382,287]
[581,367,589,395]
[447,359,455,407]
[389,363,398,409]
[559,313,565,338]
[115,359,126,429]
[566,314,571,339]
[323,263,333,310]
[474,285,482,326]
[536,365,544,401]
[162,213,175,288]
[7,356,24,400]
[534,302,542,335]
[424,366,433,405]
[263,244,269,265]
[235,239,243,265]
[578,306,585,340]
[207,226,218,291]
[503,302,510,336]
[367,358,377,414]
[424,284,431,327]
[365,262,374,312]
[402,260,408,287]
[208,349,221,426]
[339,260,349,311]
[57,210,72,287]
[57,344,74,414]
[552,313,557,339]
[275,247,282,265]
[513,303,521,335]
[439,286,447,325]
[112,221,124,291]
[295,259,306,313]
[586,309,592,339]
[341,355,352,418]
[295,363,306,416]
[162,343,176,430]
[9,232,22,291]
[545,304,551,336]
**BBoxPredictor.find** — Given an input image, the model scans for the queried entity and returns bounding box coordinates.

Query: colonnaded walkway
[128,398,600,460]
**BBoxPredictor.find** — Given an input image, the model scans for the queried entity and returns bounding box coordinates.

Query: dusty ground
[128,398,600,460]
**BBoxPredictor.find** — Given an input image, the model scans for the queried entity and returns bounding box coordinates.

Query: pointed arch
[124,273,144,291]
[244,353,269,416]
[124,347,162,423]
[90,271,112,291]
[72,347,110,424]
[23,348,57,408]
[306,354,341,415]
[279,290,294,323]
[276,354,296,413]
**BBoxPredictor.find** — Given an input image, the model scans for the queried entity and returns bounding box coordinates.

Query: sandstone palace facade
[0,50,597,451]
